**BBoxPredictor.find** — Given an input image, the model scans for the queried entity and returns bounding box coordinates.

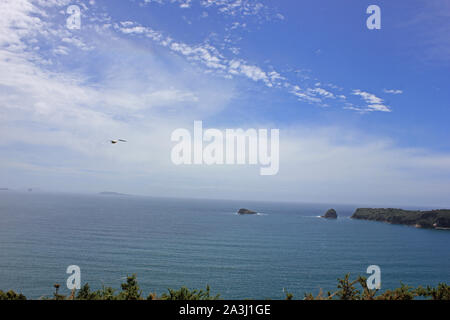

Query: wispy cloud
[383,89,403,95]
[352,90,391,112]
[142,0,269,18]
[130,0,392,113]
[114,20,371,111]
[308,87,335,99]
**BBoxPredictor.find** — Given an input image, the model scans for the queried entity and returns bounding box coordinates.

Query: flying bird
[110,139,127,144]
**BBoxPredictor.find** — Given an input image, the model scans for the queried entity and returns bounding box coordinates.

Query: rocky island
[321,208,338,219]
[237,208,257,215]
[99,192,129,196]
[351,208,450,230]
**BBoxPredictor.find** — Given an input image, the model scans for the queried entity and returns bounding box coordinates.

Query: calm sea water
[0,192,449,299]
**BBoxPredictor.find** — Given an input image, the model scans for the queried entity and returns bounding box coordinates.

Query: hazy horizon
[2,189,450,210]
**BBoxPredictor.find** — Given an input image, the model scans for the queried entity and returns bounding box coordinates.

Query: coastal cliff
[351,208,450,230]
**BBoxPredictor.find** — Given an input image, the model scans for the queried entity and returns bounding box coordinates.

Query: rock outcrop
[351,208,450,230]
[321,208,338,219]
[237,208,257,215]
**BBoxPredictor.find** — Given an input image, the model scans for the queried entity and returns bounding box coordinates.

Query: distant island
[0,188,8,191]
[321,208,337,219]
[99,192,129,196]
[237,208,257,215]
[351,208,450,230]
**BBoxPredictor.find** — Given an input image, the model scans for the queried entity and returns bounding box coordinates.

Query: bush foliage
[1,273,448,300]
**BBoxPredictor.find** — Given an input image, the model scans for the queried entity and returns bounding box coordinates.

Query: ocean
[0,192,449,299]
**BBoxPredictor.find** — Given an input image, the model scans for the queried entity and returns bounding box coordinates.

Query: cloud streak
[352,90,391,112]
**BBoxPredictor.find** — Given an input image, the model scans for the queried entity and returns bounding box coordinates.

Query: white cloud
[141,0,270,19]
[308,87,335,99]
[116,22,284,88]
[0,0,47,50]
[352,89,383,104]
[179,0,192,8]
[352,89,391,112]
[61,37,93,51]
[383,89,403,94]
[53,45,69,55]
[236,63,268,82]
[199,0,266,17]
[291,86,322,104]
[366,104,391,112]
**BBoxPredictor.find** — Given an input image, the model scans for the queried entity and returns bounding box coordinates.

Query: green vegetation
[0,290,26,300]
[303,274,449,300]
[0,274,448,300]
[351,208,450,229]
[67,275,218,300]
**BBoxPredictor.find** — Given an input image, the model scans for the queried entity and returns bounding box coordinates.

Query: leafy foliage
[304,274,449,300]
[160,285,219,300]
[0,290,26,300]
[1,273,448,300]
[416,283,450,300]
[118,274,142,300]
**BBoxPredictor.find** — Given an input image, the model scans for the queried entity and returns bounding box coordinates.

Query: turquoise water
[0,192,449,299]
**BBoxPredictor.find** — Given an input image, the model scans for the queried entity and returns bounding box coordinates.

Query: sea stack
[237,208,257,215]
[321,208,338,219]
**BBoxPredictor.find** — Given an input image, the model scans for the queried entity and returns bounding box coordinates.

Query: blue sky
[1,0,449,206]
